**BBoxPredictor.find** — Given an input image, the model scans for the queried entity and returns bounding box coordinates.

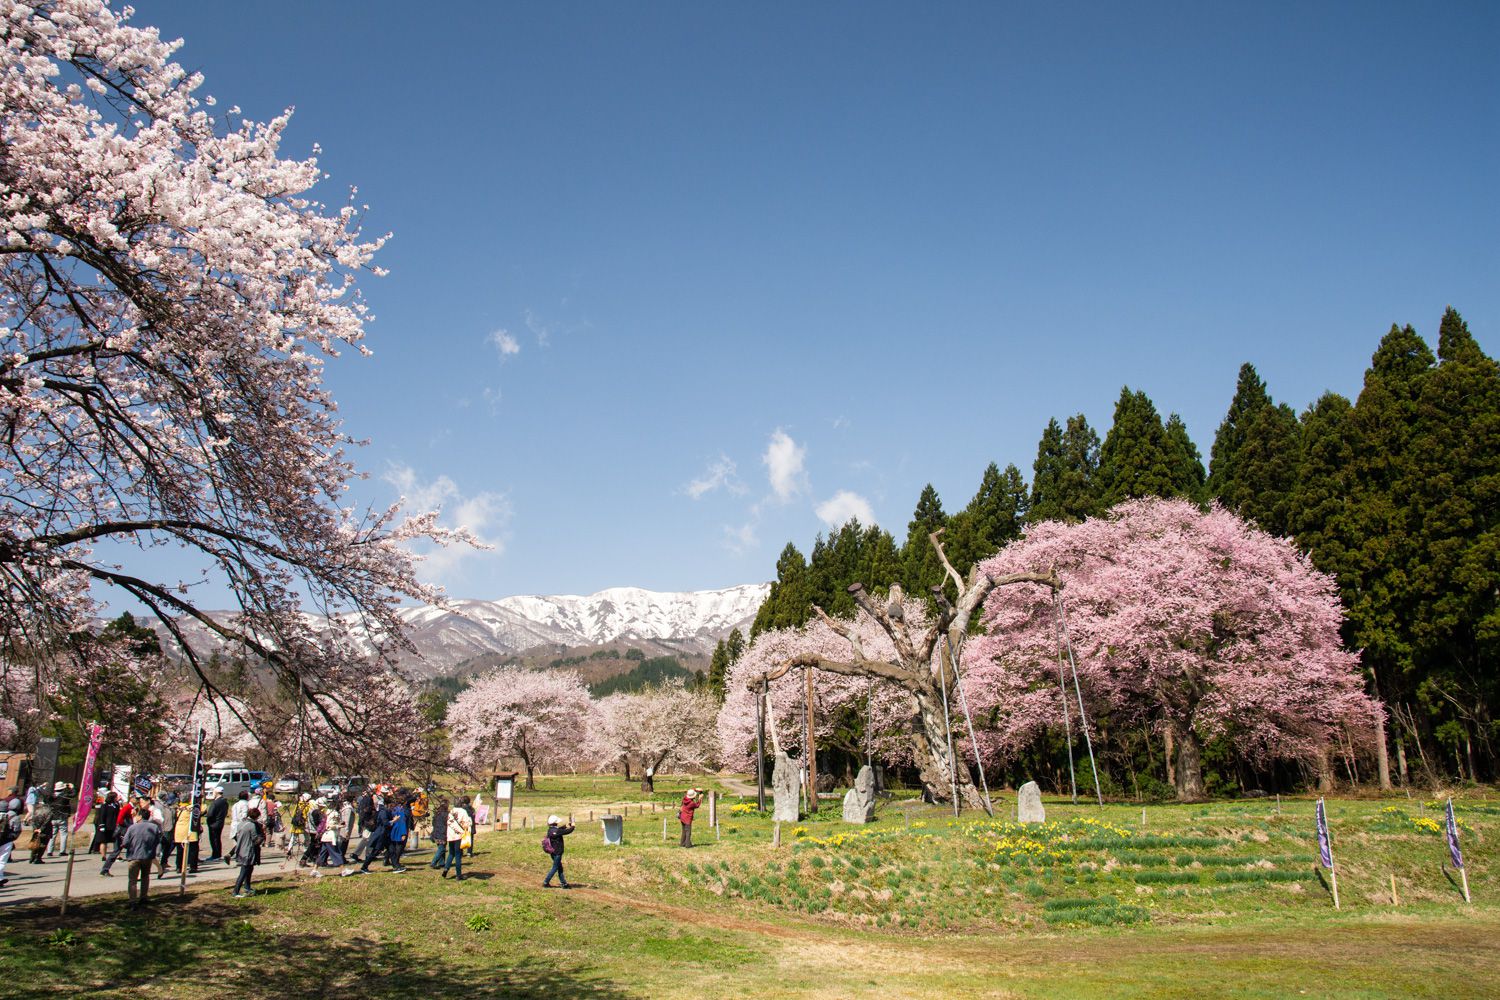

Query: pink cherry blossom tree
[594,681,720,793]
[446,667,596,789]
[0,2,469,756]
[968,498,1379,800]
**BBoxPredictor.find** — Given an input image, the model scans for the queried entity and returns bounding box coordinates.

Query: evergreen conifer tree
[900,484,949,594]
[1163,413,1208,503]
[1097,387,1179,506]
[1029,414,1101,523]
[1209,363,1303,535]
[751,542,812,636]
[948,462,1030,575]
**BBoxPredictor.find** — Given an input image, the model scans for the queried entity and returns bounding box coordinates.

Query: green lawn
[4,776,1495,999]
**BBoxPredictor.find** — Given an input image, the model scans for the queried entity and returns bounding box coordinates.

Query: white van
[204,761,259,800]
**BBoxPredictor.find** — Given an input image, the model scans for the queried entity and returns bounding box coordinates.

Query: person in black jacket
[204,786,228,861]
[90,791,119,854]
[542,815,574,889]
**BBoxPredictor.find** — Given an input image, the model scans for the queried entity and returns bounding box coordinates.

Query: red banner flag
[71,722,105,834]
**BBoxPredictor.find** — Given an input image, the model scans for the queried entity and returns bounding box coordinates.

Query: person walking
[46,782,72,856]
[337,794,356,862]
[27,798,53,864]
[150,794,172,876]
[541,814,574,889]
[91,791,120,856]
[349,798,391,876]
[0,798,22,887]
[99,797,133,876]
[120,805,163,909]
[231,806,264,897]
[460,795,477,857]
[386,796,409,872]
[678,788,702,848]
[443,799,471,881]
[428,797,449,871]
[204,787,228,862]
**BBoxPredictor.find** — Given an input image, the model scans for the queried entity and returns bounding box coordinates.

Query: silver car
[274,772,314,795]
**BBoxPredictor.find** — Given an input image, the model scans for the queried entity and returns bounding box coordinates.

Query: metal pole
[1054,600,1078,804]
[1057,594,1104,807]
[936,642,960,816]
[756,680,767,812]
[947,635,994,817]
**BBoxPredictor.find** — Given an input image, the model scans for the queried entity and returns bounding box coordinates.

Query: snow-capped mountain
[150,584,770,678]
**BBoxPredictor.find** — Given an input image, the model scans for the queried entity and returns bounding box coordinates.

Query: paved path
[0,843,307,908]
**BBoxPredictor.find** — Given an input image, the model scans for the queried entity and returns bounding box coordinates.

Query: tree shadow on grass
[4,891,633,1000]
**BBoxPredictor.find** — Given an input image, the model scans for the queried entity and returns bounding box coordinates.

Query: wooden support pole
[806,665,817,815]
[1390,874,1399,906]
[773,822,781,849]
[662,817,667,841]
[60,850,76,916]
[1331,868,1341,910]
[1461,867,1472,904]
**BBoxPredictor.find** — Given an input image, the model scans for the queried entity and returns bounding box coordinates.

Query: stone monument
[771,752,800,823]
[1017,780,1045,824]
[842,765,876,824]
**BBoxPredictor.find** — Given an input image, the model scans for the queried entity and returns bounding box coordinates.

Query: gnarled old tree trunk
[750,531,1058,811]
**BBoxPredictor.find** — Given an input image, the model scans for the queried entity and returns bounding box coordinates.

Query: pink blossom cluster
[967,498,1378,768]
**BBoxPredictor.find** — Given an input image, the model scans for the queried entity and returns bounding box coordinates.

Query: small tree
[446,667,595,790]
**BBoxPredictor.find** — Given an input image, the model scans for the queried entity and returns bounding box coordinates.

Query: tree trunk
[1375,707,1392,790]
[1164,726,1176,788]
[523,758,536,791]
[1172,723,1205,801]
[641,772,655,795]
[911,686,985,810]
[1315,746,1333,794]
[1395,735,1408,786]
[622,755,632,782]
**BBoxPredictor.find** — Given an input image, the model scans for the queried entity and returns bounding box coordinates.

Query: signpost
[493,771,518,831]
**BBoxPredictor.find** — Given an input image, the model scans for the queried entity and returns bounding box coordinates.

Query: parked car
[204,761,260,800]
[274,772,314,795]
[315,774,369,799]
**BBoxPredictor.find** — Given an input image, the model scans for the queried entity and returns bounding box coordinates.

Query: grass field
[4,775,1494,999]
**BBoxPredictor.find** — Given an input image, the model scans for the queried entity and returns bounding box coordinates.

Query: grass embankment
[4,775,1495,999]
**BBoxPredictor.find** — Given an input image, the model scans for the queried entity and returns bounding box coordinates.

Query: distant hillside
[588,656,695,697]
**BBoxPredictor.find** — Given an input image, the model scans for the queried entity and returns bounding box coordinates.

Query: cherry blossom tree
[726,559,1056,810]
[446,667,596,789]
[0,2,468,756]
[593,681,720,793]
[968,498,1379,800]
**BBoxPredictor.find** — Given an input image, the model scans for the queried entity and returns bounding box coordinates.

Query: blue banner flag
[1445,800,1464,870]
[1315,798,1334,870]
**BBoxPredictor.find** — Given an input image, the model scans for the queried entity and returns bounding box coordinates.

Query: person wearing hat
[46,782,72,856]
[288,792,311,863]
[204,786,228,862]
[678,789,703,848]
[541,814,574,888]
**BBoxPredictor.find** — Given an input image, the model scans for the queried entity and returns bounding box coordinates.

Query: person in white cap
[46,782,72,856]
[542,814,575,888]
[678,788,703,848]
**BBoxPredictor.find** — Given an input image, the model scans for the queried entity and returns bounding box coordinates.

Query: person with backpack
[541,814,574,889]
[443,799,471,881]
[26,797,53,864]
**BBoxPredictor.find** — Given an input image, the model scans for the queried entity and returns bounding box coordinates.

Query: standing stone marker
[772,752,800,823]
[1017,781,1045,824]
[842,765,877,824]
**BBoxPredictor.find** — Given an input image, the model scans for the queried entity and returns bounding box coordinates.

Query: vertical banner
[1446,799,1471,903]
[70,722,104,834]
[1316,797,1339,909]
[1315,798,1334,869]
[188,727,206,832]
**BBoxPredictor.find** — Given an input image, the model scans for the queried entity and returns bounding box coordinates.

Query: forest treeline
[751,308,1497,792]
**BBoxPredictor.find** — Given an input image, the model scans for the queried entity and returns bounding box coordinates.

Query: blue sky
[127,2,1496,602]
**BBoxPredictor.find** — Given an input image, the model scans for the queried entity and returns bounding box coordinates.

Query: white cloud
[383,464,512,584]
[723,522,758,554]
[524,308,551,347]
[816,490,876,529]
[684,455,744,500]
[763,429,807,502]
[832,415,851,430]
[486,328,521,357]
